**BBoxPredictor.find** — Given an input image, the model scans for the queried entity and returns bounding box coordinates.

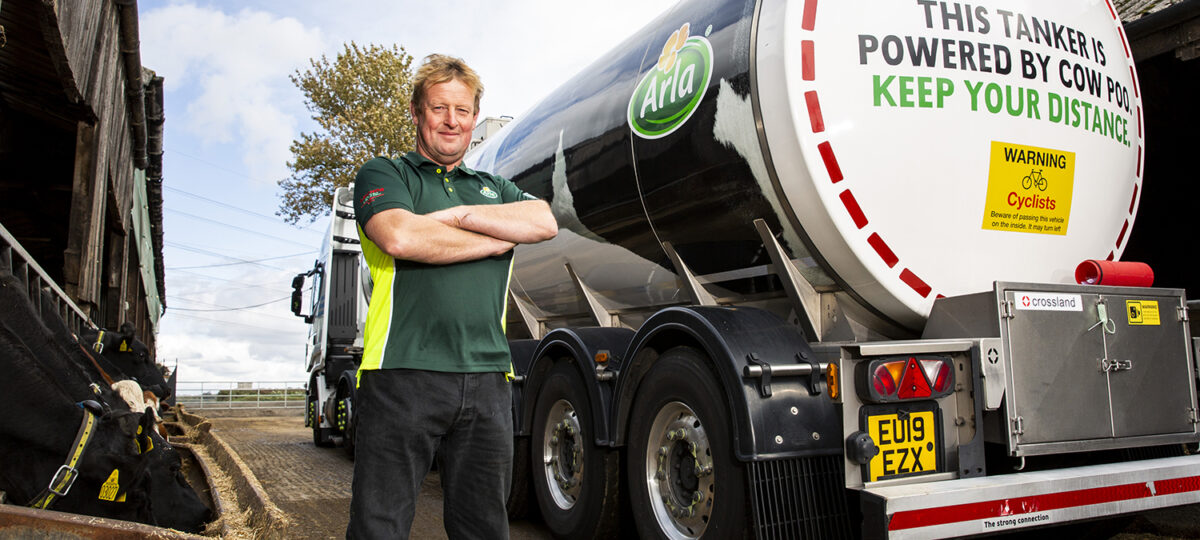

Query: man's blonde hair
[412,54,484,113]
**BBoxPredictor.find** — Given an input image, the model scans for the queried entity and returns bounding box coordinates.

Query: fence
[174,381,306,410]
[1,223,94,337]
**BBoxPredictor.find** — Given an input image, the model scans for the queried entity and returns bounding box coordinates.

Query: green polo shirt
[353,152,531,374]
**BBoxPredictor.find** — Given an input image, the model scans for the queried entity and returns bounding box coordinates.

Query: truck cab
[290,186,367,453]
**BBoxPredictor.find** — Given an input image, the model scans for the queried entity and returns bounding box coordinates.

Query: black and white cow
[0,272,211,532]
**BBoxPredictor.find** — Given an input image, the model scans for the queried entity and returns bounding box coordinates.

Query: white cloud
[141,4,325,182]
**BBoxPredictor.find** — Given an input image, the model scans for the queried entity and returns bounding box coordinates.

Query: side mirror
[290,273,306,318]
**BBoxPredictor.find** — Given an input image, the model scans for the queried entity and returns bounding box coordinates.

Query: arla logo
[480,186,499,199]
[628,23,713,139]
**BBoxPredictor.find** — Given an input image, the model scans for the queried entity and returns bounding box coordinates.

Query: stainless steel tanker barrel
[467,0,1143,335]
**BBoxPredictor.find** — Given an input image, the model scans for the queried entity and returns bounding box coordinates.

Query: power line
[164,185,325,233]
[167,208,317,249]
[166,148,270,184]
[162,155,326,232]
[170,283,288,300]
[168,294,305,321]
[167,250,316,270]
[163,312,296,333]
[166,242,300,272]
[167,295,292,312]
[167,268,296,293]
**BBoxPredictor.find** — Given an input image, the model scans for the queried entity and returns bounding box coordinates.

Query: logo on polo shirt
[361,188,384,206]
[480,186,499,199]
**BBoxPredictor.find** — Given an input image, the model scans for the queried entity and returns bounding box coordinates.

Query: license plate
[864,406,940,482]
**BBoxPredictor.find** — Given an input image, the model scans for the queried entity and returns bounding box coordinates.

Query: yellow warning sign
[1126,300,1160,325]
[981,141,1075,235]
[98,469,120,501]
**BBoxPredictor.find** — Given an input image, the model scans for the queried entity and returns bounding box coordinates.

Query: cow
[0,272,211,532]
[80,322,172,403]
[35,288,172,435]
[37,288,173,405]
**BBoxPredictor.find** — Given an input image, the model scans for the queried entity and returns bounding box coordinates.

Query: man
[346,54,557,539]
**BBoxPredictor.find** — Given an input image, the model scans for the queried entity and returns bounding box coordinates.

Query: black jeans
[346,369,513,540]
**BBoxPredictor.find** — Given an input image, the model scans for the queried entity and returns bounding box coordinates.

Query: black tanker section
[631,0,792,280]
[469,0,803,323]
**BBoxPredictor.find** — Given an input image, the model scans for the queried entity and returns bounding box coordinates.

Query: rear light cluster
[858,356,954,403]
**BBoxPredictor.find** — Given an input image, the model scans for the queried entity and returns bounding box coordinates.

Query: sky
[137,0,677,383]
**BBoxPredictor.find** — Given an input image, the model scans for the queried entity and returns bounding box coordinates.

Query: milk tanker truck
[293,0,1200,537]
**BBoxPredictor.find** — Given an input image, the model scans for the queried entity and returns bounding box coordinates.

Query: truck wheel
[627,346,747,540]
[336,382,356,459]
[309,392,333,447]
[531,360,619,538]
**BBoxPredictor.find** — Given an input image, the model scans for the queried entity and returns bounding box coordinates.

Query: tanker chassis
[293,0,1200,537]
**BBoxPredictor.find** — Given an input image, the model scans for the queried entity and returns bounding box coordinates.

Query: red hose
[1075,260,1154,287]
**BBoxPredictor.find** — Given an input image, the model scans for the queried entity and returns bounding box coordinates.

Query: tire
[626,346,747,540]
[336,382,356,459]
[309,390,334,448]
[531,361,620,539]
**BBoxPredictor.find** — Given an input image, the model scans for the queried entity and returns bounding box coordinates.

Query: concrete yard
[205,411,550,540]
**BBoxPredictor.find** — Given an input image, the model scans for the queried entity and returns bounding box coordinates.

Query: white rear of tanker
[453,0,1199,538]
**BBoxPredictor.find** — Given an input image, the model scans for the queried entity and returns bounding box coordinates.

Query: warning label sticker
[1126,300,1161,325]
[981,142,1076,235]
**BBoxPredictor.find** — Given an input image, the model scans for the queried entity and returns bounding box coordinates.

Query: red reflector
[873,364,897,396]
[897,357,932,399]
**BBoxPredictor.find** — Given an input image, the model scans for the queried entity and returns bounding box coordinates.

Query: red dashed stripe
[900,269,932,298]
[1105,0,1118,19]
[1137,146,1143,177]
[1137,106,1142,138]
[1129,184,1138,214]
[802,40,816,81]
[805,91,825,133]
[818,142,843,183]
[840,190,868,229]
[1118,27,1131,58]
[868,233,898,268]
[1116,220,1129,247]
[1130,66,1140,98]
[802,0,818,31]
[804,0,941,299]
[1106,251,1115,261]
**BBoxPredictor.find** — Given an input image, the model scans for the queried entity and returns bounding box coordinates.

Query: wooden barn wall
[47,0,157,348]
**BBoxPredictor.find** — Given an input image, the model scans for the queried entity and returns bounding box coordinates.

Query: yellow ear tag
[116,493,126,502]
[120,340,129,352]
[99,469,120,501]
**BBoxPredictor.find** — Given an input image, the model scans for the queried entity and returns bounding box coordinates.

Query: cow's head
[83,324,171,402]
[54,407,211,532]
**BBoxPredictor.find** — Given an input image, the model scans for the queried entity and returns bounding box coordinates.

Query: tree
[278,42,416,224]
